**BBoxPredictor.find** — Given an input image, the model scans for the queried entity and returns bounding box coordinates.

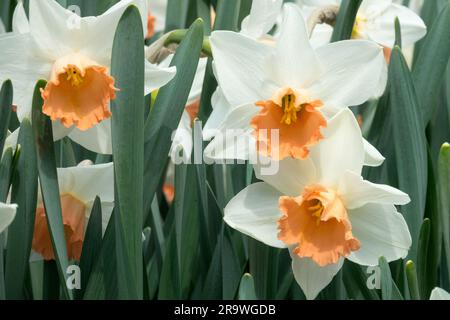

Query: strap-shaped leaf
[5,119,38,299]
[32,80,73,300]
[413,3,450,125]
[0,80,13,154]
[110,5,146,299]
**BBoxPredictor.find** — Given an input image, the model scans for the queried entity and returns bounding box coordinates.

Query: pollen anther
[66,66,84,87]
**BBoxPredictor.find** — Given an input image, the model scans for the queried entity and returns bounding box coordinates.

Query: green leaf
[389,47,428,261]
[417,218,431,299]
[0,80,13,154]
[32,80,73,300]
[342,261,380,300]
[422,150,441,298]
[143,19,204,219]
[5,119,38,300]
[413,3,450,125]
[158,230,181,299]
[238,274,257,300]
[0,148,14,202]
[83,210,119,300]
[78,197,102,299]
[379,257,403,300]
[405,260,421,300]
[174,164,201,298]
[248,239,280,299]
[438,143,450,283]
[330,0,362,42]
[110,5,145,299]
[165,0,191,32]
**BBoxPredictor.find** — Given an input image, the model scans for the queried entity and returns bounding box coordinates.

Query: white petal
[57,163,114,203]
[254,157,316,196]
[210,31,278,106]
[366,3,426,48]
[203,103,259,161]
[144,60,176,95]
[204,130,253,162]
[0,33,52,120]
[339,170,410,209]
[224,182,286,248]
[241,0,283,39]
[0,202,18,234]
[291,253,344,300]
[310,23,333,49]
[363,138,385,167]
[274,3,322,88]
[203,87,232,140]
[430,288,450,300]
[12,1,30,34]
[310,40,387,109]
[309,109,365,187]
[68,119,112,154]
[53,121,74,141]
[187,57,207,104]
[348,203,411,266]
[29,0,148,63]
[170,111,193,163]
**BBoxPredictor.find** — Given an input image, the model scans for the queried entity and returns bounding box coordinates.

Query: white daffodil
[146,0,167,39]
[0,0,176,154]
[224,109,411,300]
[205,3,386,163]
[430,287,450,300]
[301,0,426,48]
[0,202,18,234]
[32,161,114,261]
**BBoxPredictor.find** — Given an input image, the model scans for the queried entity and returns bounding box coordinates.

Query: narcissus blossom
[205,3,386,162]
[430,288,450,300]
[0,0,175,154]
[0,202,17,234]
[224,109,411,299]
[301,0,426,48]
[32,162,114,261]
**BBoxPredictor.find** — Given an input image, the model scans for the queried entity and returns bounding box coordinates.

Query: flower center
[66,66,84,87]
[280,94,300,125]
[250,87,326,160]
[278,185,360,267]
[42,53,117,131]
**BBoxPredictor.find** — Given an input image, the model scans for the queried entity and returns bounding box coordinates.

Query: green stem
[406,260,421,300]
[164,29,212,57]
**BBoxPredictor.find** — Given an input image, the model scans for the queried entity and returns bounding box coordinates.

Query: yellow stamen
[66,66,84,87]
[280,94,300,125]
[308,200,324,225]
[352,15,367,39]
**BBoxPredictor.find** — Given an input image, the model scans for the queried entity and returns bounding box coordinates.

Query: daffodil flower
[224,109,411,300]
[430,288,450,300]
[205,3,386,162]
[0,0,176,154]
[301,0,426,48]
[0,202,17,234]
[32,161,114,261]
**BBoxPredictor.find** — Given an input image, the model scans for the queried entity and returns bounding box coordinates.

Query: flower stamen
[66,66,84,87]
[280,94,300,125]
